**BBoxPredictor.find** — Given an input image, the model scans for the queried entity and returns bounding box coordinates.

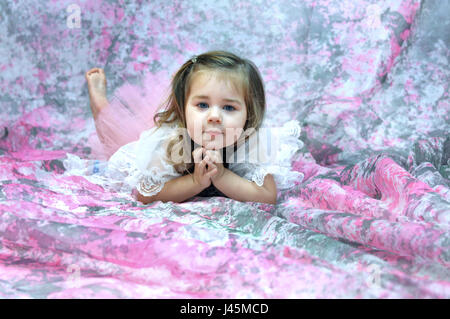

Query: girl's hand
[192,147,218,189]
[203,149,225,183]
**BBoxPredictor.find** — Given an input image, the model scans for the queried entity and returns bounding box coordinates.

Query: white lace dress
[63,120,305,200]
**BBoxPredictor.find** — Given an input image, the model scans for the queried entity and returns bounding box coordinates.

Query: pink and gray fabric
[0,0,449,298]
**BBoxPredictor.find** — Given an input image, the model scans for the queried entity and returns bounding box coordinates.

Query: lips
[205,130,223,135]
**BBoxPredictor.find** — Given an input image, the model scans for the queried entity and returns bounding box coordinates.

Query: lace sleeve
[104,124,182,198]
[228,120,305,190]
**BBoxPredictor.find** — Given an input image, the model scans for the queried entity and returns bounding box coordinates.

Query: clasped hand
[192,147,225,189]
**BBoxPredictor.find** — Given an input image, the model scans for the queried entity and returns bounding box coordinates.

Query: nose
[207,105,222,124]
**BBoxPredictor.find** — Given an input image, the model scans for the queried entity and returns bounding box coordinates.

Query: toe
[87,68,100,76]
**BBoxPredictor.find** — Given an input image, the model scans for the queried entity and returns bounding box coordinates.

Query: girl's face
[185,71,247,150]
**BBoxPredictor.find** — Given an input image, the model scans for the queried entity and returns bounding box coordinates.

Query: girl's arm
[212,169,277,205]
[136,174,206,204]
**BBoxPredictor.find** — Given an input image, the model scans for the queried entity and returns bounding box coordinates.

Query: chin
[201,134,230,150]
[202,141,226,150]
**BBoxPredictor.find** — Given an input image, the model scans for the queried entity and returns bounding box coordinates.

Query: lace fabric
[107,124,182,197]
[63,124,182,198]
[228,120,305,189]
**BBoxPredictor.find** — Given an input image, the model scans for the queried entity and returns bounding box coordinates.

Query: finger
[209,150,222,163]
[206,161,217,170]
[204,156,211,169]
[204,156,215,169]
[193,147,202,163]
[206,149,216,158]
[203,150,213,163]
[202,159,210,174]
[207,164,217,177]
[197,148,204,163]
[200,159,206,172]
[205,157,215,168]
[204,150,211,161]
[202,148,207,161]
[207,167,217,178]
[215,151,223,163]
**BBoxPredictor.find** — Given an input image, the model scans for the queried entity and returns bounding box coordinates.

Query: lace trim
[282,120,302,138]
[248,120,304,188]
[108,148,172,197]
[136,167,172,196]
[135,167,168,197]
[252,166,268,187]
[249,165,304,189]
[137,177,164,197]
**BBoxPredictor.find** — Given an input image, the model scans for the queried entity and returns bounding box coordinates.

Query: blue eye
[224,105,235,111]
[196,103,235,111]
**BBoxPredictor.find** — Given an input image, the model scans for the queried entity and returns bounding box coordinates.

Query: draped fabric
[0,0,448,298]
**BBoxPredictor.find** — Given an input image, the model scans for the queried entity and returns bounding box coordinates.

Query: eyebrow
[191,95,243,106]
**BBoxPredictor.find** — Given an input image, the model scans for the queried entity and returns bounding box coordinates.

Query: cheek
[241,112,247,128]
[186,111,204,143]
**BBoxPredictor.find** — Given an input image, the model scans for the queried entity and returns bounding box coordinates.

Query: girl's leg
[85,68,145,160]
[85,68,108,120]
[85,68,114,151]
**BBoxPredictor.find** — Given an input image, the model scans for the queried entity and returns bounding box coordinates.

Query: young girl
[64,51,304,204]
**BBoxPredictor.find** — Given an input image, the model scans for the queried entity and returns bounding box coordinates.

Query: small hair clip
[191,55,197,64]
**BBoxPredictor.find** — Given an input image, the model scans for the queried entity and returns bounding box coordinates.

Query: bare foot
[85,68,109,120]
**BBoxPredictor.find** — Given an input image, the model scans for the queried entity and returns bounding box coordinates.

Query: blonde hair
[153,50,266,175]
